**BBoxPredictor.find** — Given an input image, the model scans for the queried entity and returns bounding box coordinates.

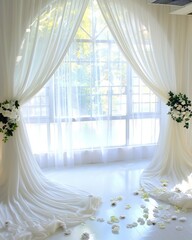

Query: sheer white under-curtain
[0,0,101,239]
[97,0,192,208]
[22,0,160,169]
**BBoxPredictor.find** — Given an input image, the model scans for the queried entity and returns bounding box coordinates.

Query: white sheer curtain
[0,0,100,239]
[97,0,192,208]
[23,0,160,169]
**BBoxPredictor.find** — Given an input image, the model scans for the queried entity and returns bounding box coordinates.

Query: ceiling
[151,0,192,6]
[149,0,192,14]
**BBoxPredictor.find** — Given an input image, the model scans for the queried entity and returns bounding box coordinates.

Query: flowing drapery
[0,0,100,239]
[22,0,160,169]
[97,0,192,208]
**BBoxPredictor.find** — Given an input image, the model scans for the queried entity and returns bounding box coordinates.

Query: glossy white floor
[44,160,192,240]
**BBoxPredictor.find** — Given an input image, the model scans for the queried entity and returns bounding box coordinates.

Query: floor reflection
[45,160,192,240]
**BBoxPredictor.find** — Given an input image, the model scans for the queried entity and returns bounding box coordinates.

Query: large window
[22,0,160,156]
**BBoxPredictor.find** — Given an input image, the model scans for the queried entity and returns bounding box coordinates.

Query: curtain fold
[97,0,192,208]
[0,0,101,239]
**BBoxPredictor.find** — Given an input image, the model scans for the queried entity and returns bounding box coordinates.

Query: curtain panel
[0,0,100,239]
[23,0,160,169]
[97,0,192,208]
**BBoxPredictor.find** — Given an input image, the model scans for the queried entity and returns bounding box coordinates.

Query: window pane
[22,0,160,156]
[129,118,160,145]
[68,120,126,149]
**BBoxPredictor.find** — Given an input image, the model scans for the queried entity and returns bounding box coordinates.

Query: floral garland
[166,91,192,129]
[0,100,20,142]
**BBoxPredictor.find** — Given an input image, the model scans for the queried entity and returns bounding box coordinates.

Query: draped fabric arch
[0,0,100,239]
[97,0,192,208]
[1,0,192,239]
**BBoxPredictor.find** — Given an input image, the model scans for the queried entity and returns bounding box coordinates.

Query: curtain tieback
[167,91,192,129]
[0,100,20,142]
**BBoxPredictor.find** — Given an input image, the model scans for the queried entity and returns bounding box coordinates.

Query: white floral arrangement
[0,100,20,142]
[167,91,192,129]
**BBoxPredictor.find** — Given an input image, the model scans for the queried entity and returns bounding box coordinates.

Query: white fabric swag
[97,0,192,208]
[0,0,100,239]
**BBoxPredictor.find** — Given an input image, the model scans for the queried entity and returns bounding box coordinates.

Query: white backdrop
[1,0,192,239]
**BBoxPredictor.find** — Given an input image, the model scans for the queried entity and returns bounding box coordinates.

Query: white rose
[185,112,190,118]
[3,110,18,120]
[10,112,18,120]
[173,113,178,118]
[2,110,11,118]
[3,103,11,110]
